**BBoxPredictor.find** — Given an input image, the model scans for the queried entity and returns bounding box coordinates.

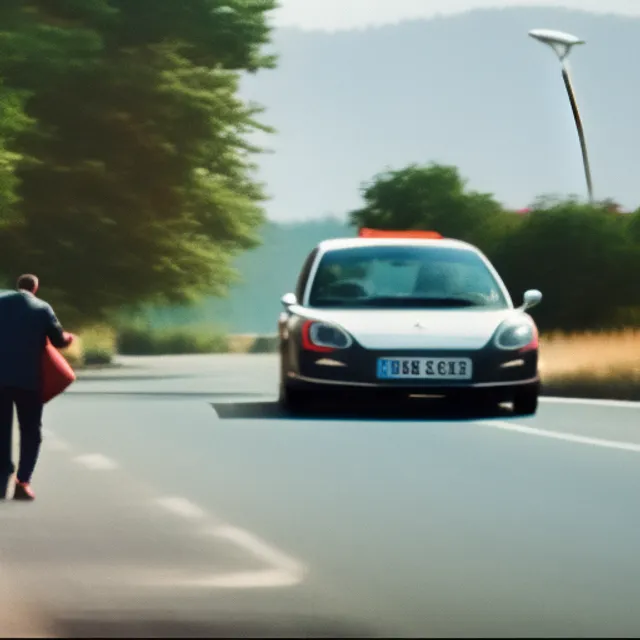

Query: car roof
[316,236,479,253]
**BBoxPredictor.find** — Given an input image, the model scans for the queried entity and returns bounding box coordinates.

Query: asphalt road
[2,354,640,637]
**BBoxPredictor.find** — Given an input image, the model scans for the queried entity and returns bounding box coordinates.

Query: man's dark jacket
[0,290,68,391]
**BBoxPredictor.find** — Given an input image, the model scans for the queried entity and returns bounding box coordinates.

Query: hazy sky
[273,0,640,30]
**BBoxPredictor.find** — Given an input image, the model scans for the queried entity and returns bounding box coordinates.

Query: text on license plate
[377,357,472,380]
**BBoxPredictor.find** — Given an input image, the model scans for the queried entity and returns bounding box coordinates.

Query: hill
[241,6,640,220]
[147,218,351,334]
[147,6,640,334]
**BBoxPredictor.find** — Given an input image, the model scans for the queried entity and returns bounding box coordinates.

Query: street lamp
[529,28,594,204]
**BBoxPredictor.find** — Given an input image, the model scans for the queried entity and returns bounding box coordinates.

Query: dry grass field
[540,330,640,380]
[539,330,640,399]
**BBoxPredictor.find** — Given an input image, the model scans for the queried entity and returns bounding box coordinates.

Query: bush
[117,322,228,355]
[81,325,117,365]
[61,324,116,368]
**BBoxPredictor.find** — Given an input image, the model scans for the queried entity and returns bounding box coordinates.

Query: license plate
[376,357,472,380]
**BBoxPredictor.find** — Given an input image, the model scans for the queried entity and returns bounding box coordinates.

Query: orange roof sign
[358,228,443,239]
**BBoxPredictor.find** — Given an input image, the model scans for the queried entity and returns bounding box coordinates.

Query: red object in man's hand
[41,339,76,404]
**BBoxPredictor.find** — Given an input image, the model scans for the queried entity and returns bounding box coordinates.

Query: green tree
[0,80,32,227]
[0,0,276,327]
[348,163,511,251]
[492,197,638,331]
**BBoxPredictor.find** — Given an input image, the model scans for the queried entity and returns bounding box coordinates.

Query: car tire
[512,386,539,416]
[278,381,311,415]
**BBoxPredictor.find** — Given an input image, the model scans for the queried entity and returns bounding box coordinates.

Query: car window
[295,247,319,301]
[307,244,508,309]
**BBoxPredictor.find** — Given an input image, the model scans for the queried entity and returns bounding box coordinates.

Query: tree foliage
[0,0,276,327]
[349,163,640,332]
[349,163,507,248]
[491,197,639,331]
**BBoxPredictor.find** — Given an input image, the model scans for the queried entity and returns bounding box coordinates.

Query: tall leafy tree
[348,163,510,251]
[0,0,276,327]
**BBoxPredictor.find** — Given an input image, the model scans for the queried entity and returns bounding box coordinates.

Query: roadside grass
[116,321,228,356]
[62,325,117,368]
[539,330,640,400]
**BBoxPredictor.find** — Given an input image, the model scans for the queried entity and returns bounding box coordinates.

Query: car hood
[296,307,527,350]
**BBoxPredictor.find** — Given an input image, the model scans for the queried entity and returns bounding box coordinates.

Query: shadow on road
[54,613,381,638]
[211,400,513,422]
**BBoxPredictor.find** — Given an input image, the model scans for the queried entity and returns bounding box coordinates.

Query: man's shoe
[13,481,35,501]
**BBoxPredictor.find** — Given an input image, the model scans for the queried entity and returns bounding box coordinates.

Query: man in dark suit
[0,274,73,501]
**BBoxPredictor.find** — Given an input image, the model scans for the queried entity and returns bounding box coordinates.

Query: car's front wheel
[278,381,311,414]
[512,385,539,416]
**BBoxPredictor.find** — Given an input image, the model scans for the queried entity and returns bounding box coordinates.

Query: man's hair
[17,274,39,293]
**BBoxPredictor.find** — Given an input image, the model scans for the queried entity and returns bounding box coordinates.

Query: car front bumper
[287,343,539,400]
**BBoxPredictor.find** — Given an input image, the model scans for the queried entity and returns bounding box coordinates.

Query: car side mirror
[281,292,297,309]
[521,289,542,311]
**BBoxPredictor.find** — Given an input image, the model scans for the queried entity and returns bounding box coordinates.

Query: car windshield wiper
[312,296,485,308]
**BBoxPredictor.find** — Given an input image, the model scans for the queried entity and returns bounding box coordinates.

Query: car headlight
[495,321,538,351]
[302,320,352,352]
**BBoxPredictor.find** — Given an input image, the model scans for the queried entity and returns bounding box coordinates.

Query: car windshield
[307,244,509,309]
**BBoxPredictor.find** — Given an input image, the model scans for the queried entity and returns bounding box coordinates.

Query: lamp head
[529,29,585,61]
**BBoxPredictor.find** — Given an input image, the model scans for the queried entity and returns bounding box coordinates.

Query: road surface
[2,354,640,637]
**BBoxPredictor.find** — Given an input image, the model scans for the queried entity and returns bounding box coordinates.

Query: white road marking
[42,427,72,452]
[36,564,300,590]
[155,496,206,520]
[212,525,305,578]
[74,453,119,470]
[540,396,640,410]
[152,498,305,588]
[475,419,640,453]
[155,568,302,589]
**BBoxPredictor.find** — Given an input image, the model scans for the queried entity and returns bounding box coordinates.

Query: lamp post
[529,29,594,204]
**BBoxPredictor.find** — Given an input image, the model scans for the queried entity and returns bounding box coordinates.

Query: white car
[277,228,542,416]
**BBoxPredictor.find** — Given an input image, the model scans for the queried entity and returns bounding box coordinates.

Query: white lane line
[160,568,303,589]
[541,396,640,410]
[74,453,119,470]
[155,496,206,521]
[475,420,640,453]
[42,427,72,452]
[152,497,306,588]
[145,526,306,589]
[212,525,304,577]
[44,440,306,590]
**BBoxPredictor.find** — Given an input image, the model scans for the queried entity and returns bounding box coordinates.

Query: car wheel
[278,381,311,415]
[512,386,539,416]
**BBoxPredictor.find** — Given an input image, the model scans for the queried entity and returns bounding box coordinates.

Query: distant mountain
[241,6,640,221]
[147,218,351,334]
[148,7,640,334]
